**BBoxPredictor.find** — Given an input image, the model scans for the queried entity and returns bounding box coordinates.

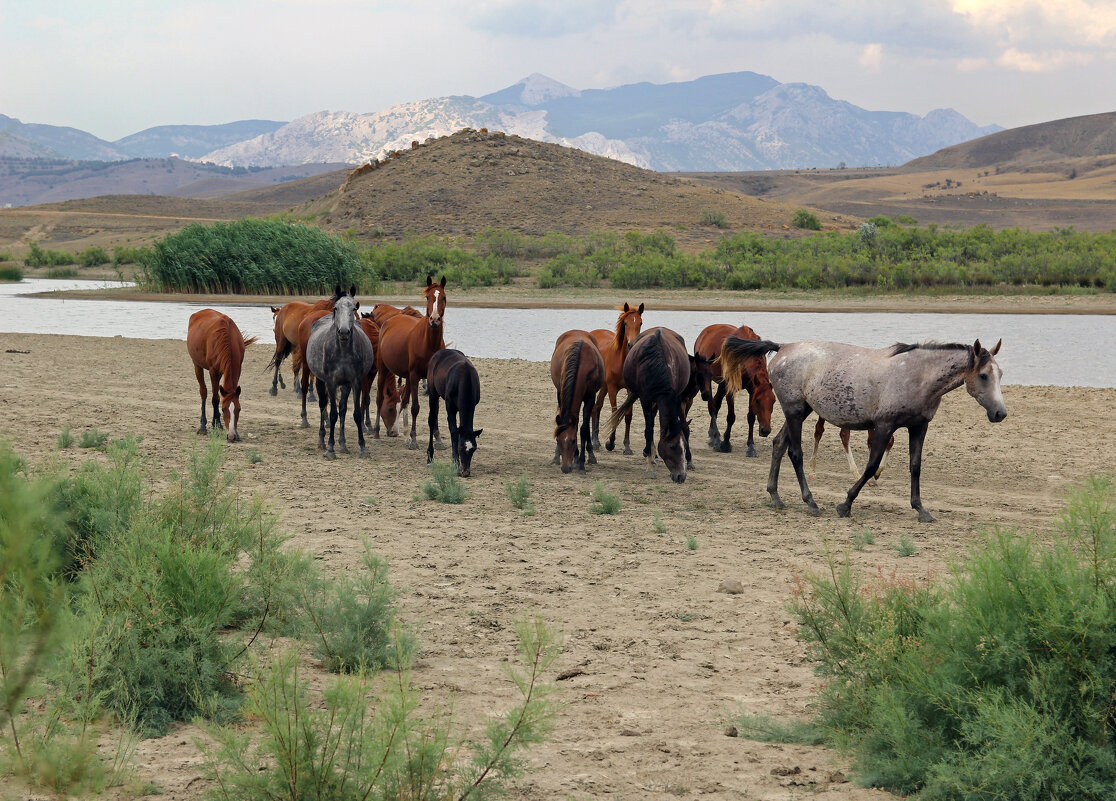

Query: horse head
[748,362,776,438]
[457,428,483,477]
[658,411,687,483]
[617,302,645,351]
[425,275,447,328]
[332,292,358,345]
[966,339,1007,423]
[380,381,403,436]
[691,353,715,403]
[218,384,243,443]
[554,415,578,474]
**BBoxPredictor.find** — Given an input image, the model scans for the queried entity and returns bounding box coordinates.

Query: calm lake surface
[2,279,1114,387]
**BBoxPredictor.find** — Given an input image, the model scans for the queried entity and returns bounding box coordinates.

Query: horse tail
[557,340,583,430]
[604,391,638,438]
[265,338,292,372]
[721,337,780,395]
[243,335,259,349]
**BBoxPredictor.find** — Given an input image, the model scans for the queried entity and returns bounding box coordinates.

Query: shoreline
[26,284,1116,315]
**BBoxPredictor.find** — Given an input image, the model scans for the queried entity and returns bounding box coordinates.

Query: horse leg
[300,369,312,428]
[719,392,736,454]
[784,413,821,516]
[194,365,209,435]
[640,399,656,472]
[683,416,694,470]
[427,392,440,464]
[270,342,284,396]
[745,408,758,458]
[303,356,316,401]
[872,431,896,483]
[581,396,596,468]
[809,418,825,478]
[352,382,368,458]
[316,378,328,452]
[406,371,420,450]
[591,385,607,450]
[325,387,339,460]
[906,423,933,522]
[336,384,350,454]
[841,427,861,479]
[448,404,463,472]
[604,386,620,452]
[209,370,223,431]
[707,381,725,450]
[766,424,789,510]
[836,424,896,518]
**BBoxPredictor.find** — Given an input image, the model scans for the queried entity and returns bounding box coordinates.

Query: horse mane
[612,307,636,350]
[557,340,583,432]
[889,341,975,368]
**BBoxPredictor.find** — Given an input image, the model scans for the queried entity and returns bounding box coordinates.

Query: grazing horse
[722,337,1006,522]
[187,309,258,442]
[306,287,375,459]
[267,292,339,397]
[680,350,716,470]
[694,323,776,456]
[590,302,644,454]
[550,330,605,473]
[604,327,691,483]
[377,275,448,449]
[426,349,482,477]
[809,420,896,485]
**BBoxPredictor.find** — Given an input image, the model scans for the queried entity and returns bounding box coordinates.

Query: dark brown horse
[694,323,775,457]
[722,337,1006,522]
[426,349,482,477]
[376,276,448,449]
[187,309,258,442]
[590,302,644,454]
[267,292,338,397]
[604,327,691,483]
[550,330,605,473]
[810,420,896,485]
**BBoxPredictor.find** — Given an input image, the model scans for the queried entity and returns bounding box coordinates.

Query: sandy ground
[2,331,1114,801]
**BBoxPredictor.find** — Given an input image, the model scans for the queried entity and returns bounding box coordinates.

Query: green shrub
[421,460,468,504]
[0,251,12,261]
[725,711,825,745]
[201,617,560,801]
[111,246,152,266]
[893,532,917,557]
[700,210,728,229]
[589,482,621,515]
[77,429,109,450]
[78,246,110,267]
[301,544,413,673]
[45,266,78,278]
[0,265,22,282]
[56,427,73,450]
[792,209,822,230]
[791,475,1116,798]
[685,534,698,551]
[144,219,365,294]
[506,473,536,515]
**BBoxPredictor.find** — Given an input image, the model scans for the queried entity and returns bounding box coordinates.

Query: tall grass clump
[144,218,366,294]
[506,473,536,515]
[791,475,1116,798]
[0,265,23,282]
[200,618,560,801]
[589,481,621,515]
[421,460,469,504]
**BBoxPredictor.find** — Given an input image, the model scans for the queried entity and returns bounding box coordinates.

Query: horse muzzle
[671,472,686,484]
[759,424,772,437]
[988,408,1007,423]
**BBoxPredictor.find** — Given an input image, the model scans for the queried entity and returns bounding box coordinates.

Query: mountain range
[3,71,1000,175]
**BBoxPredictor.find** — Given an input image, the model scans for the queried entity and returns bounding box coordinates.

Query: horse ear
[349,284,357,297]
[334,284,342,297]
[440,275,447,288]
[354,301,360,310]
[426,274,433,286]
[473,429,483,438]
[236,386,242,396]
[555,414,562,426]
[218,386,226,397]
[623,302,630,312]
[972,339,983,356]
[989,338,1002,356]
[638,303,645,314]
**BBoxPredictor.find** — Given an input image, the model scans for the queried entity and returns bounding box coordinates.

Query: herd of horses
[187,277,1007,521]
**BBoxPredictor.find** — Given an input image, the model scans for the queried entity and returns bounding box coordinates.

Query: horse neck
[420,320,444,353]
[916,347,973,400]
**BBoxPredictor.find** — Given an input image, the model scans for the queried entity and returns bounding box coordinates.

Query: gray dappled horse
[306,287,375,459]
[722,338,1006,522]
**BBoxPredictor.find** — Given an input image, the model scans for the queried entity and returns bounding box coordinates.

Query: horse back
[626,327,689,398]
[429,349,480,406]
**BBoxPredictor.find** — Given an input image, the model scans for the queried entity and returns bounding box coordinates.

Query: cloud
[465,0,623,37]
[997,47,1094,72]
[859,43,883,71]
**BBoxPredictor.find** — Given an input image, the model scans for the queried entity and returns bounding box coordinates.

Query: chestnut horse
[604,327,691,483]
[187,309,258,442]
[694,323,775,457]
[357,317,402,438]
[267,292,339,397]
[368,304,423,326]
[590,302,644,454]
[377,276,448,449]
[294,308,333,427]
[809,420,896,485]
[426,348,482,477]
[550,330,605,473]
[722,337,1006,522]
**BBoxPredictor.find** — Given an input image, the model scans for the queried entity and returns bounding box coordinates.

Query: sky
[2,0,1115,142]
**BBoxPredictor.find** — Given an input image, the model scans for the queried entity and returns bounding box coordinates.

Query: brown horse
[267,292,339,396]
[694,323,776,457]
[187,309,258,442]
[376,275,448,449]
[357,317,402,438]
[294,308,333,427]
[809,419,896,485]
[550,330,605,473]
[605,327,692,483]
[590,302,644,454]
[722,337,1006,522]
[368,304,423,326]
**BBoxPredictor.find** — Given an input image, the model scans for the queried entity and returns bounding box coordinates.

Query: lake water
[2,279,1114,387]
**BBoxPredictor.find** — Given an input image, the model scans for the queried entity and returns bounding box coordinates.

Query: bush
[421,460,468,504]
[792,209,822,230]
[144,219,365,294]
[506,473,536,515]
[589,481,621,515]
[200,618,560,801]
[0,265,23,282]
[78,246,110,267]
[791,475,1116,798]
[700,210,728,229]
[111,246,152,266]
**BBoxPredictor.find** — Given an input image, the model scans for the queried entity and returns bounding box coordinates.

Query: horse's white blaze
[464,440,475,453]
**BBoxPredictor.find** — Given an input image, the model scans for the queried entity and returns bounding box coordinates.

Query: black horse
[605,327,692,483]
[426,349,482,477]
[306,286,374,459]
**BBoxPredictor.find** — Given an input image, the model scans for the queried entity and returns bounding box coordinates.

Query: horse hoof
[769,494,786,510]
[605,441,615,452]
[406,440,418,450]
[269,387,277,396]
[807,505,824,517]
[434,441,447,451]
[707,436,720,449]
[836,503,851,518]
[338,446,348,454]
[718,442,734,454]
[359,449,369,459]
[588,453,597,465]
[746,446,758,458]
[300,420,309,429]
[623,447,634,456]
[686,460,695,471]
[917,509,935,523]
[592,438,601,450]
[197,426,207,435]
[324,451,337,461]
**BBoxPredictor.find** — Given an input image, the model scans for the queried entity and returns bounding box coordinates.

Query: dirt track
[3,331,1113,801]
